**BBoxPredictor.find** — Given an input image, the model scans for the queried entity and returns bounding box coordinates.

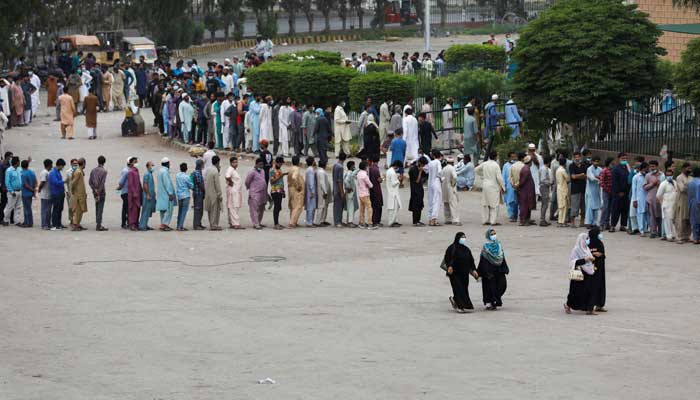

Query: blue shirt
[4,166,21,192]
[21,169,36,197]
[176,172,193,200]
[118,167,129,195]
[389,137,407,164]
[48,168,65,196]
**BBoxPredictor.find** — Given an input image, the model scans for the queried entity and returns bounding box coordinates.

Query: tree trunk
[288,10,297,35]
[224,24,230,40]
[324,12,331,32]
[357,8,364,29]
[306,12,314,32]
[439,5,447,27]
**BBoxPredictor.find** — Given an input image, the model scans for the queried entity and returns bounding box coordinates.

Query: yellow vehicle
[57,35,116,65]
[96,30,157,65]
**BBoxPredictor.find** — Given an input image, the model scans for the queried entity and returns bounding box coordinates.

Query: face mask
[666,176,673,182]
[458,238,466,246]
[574,159,581,164]
[148,167,154,172]
[134,163,139,168]
[489,234,497,241]
[509,160,515,164]
[620,160,628,166]
[598,233,604,241]
[585,238,590,246]
[71,165,77,171]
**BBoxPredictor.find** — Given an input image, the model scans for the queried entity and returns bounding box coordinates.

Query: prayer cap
[528,143,536,150]
[491,94,498,100]
[161,157,170,164]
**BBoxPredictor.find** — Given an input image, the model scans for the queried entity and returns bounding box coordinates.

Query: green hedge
[274,50,342,66]
[436,67,509,102]
[348,73,416,111]
[366,62,394,73]
[444,44,506,70]
[246,62,357,107]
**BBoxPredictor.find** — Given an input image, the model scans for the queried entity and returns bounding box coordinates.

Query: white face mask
[134,163,139,168]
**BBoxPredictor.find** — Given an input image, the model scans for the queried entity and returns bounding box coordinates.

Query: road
[0,87,698,399]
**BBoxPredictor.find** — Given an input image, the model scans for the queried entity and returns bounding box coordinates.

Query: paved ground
[1,92,699,399]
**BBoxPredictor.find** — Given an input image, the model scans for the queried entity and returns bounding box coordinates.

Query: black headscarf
[588,226,604,252]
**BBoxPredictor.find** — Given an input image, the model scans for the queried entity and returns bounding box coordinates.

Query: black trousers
[412,209,422,224]
[0,191,7,221]
[51,194,65,228]
[272,192,284,225]
[610,193,629,229]
[197,120,208,145]
[121,193,129,228]
[316,141,328,165]
[371,198,382,225]
[193,194,204,228]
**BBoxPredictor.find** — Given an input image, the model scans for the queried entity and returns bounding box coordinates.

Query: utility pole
[424,0,431,51]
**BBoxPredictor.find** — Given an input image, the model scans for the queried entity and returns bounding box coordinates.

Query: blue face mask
[489,234,497,241]
[458,238,466,246]
[666,176,673,183]
[620,160,628,166]
[598,233,604,241]
[585,238,590,246]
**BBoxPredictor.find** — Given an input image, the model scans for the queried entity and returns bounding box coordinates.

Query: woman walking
[588,227,607,312]
[564,233,597,315]
[477,227,509,310]
[444,232,478,313]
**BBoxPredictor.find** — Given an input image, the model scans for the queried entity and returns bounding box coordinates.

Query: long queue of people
[0,141,474,232]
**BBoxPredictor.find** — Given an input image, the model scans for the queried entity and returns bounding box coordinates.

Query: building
[632,0,700,61]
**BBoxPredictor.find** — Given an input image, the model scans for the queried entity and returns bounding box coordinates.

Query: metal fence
[585,96,700,159]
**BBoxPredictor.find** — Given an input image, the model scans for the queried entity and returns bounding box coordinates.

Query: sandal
[563,303,572,314]
[449,297,457,310]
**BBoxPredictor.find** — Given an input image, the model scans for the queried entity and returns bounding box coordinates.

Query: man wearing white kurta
[441,157,460,225]
[475,152,506,225]
[334,102,351,157]
[442,99,454,151]
[260,100,273,142]
[402,107,419,162]
[656,172,678,240]
[29,71,41,119]
[278,103,291,156]
[527,143,544,196]
[427,151,443,225]
[379,101,391,143]
[386,162,402,226]
[221,96,232,148]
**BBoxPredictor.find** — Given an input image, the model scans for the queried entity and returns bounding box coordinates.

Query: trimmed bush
[246,62,357,107]
[444,44,506,70]
[348,73,416,111]
[366,62,394,73]
[274,50,342,66]
[436,68,509,103]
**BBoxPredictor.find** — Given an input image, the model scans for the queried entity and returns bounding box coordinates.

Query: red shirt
[599,167,612,194]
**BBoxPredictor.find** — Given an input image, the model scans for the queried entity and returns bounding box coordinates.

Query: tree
[316,0,333,33]
[512,0,664,126]
[437,0,448,27]
[301,0,315,32]
[219,0,244,40]
[349,0,364,29]
[373,0,388,30]
[672,0,700,12]
[281,0,302,35]
[204,13,220,40]
[247,0,276,36]
[338,0,349,30]
[674,38,700,109]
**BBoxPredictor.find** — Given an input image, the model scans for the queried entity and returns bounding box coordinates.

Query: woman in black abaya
[444,232,478,313]
[477,227,509,310]
[564,233,597,315]
[588,226,607,312]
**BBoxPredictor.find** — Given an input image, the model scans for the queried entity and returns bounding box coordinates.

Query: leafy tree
[374,0,388,30]
[349,0,364,29]
[512,0,664,126]
[672,0,700,12]
[674,38,700,109]
[436,68,509,103]
[338,0,349,30]
[316,0,333,32]
[218,0,244,40]
[247,0,276,36]
[301,0,315,32]
[203,13,221,40]
[281,0,302,35]
[437,0,448,27]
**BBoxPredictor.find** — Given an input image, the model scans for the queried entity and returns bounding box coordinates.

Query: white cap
[224,58,231,63]
[491,94,498,101]
[161,157,170,164]
[528,143,536,150]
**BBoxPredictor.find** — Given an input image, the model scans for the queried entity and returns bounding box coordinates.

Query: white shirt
[39,169,51,200]
[203,150,216,170]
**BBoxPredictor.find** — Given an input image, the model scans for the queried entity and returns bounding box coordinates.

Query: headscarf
[569,232,594,274]
[588,226,604,254]
[315,108,324,118]
[481,227,504,266]
[366,114,378,129]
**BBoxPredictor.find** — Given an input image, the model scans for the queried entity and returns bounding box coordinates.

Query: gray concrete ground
[1,82,699,399]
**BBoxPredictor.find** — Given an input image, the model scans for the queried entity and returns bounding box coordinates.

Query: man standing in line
[609,152,630,232]
[441,98,454,151]
[20,159,36,227]
[556,154,571,227]
[287,155,305,228]
[191,159,206,230]
[386,160,402,227]
[462,107,479,164]
[48,159,66,230]
[474,151,505,226]
[139,161,155,231]
[127,157,142,231]
[644,160,663,238]
[403,108,419,165]
[344,160,359,227]
[176,163,194,231]
[101,66,113,112]
[38,159,53,230]
[70,158,88,231]
[289,101,303,157]
[427,150,444,226]
[225,156,244,230]
[314,108,332,165]
[517,156,536,226]
[156,157,175,231]
[246,158,268,230]
[368,155,384,228]
[84,90,98,139]
[502,152,517,222]
[539,155,553,227]
[2,156,22,226]
[315,159,331,226]
[379,100,391,144]
[441,156,460,226]
[64,158,78,223]
[301,104,316,156]
[675,162,692,243]
[356,160,375,229]
[584,156,602,228]
[304,156,318,227]
[332,153,346,228]
[88,155,108,231]
[568,151,588,228]
[333,102,352,158]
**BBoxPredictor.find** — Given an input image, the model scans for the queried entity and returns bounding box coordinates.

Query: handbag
[440,258,448,272]
[569,266,584,281]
